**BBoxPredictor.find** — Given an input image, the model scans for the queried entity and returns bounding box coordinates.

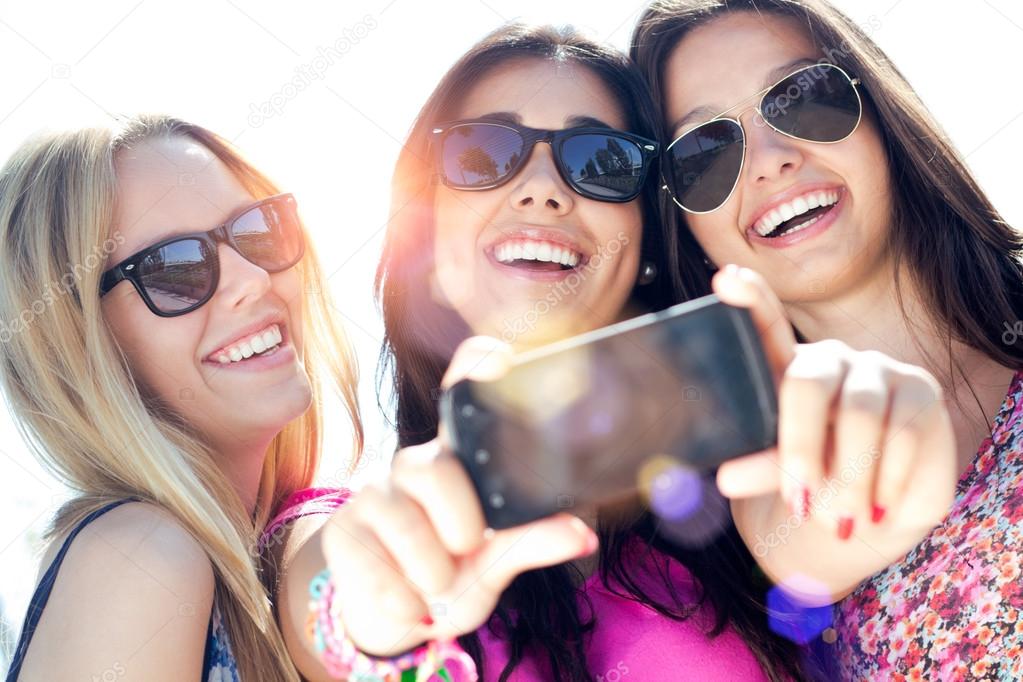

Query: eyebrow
[669,57,819,135]
[475,112,615,130]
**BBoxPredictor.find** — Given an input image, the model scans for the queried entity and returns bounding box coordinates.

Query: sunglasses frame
[431,119,660,203]
[662,63,862,215]
[99,192,304,317]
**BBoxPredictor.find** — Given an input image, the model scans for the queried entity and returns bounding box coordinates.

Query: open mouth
[492,238,585,273]
[208,323,285,365]
[752,189,841,240]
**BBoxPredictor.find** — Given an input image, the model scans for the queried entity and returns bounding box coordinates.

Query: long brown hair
[632,0,1023,386]
[0,114,363,681]
[376,23,809,682]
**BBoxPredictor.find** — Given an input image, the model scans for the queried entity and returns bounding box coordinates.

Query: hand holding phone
[440,295,779,530]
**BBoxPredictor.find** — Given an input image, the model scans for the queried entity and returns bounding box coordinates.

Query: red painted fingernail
[421,615,434,626]
[800,487,811,521]
[837,516,854,541]
[871,505,886,524]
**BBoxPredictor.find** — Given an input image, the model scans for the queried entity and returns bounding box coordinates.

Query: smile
[752,188,841,239]
[492,238,584,272]
[208,323,283,364]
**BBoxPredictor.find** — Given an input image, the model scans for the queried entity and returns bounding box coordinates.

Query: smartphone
[439,295,778,530]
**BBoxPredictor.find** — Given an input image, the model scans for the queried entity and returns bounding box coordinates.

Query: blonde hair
[0,114,363,681]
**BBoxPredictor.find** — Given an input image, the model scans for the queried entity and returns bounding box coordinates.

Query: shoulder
[18,502,215,681]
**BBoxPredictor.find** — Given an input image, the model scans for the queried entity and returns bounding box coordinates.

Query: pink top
[477,539,771,681]
[265,489,770,681]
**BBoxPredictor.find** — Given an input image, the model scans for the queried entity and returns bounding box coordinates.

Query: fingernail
[871,505,886,524]
[421,615,435,626]
[723,263,740,276]
[837,516,854,541]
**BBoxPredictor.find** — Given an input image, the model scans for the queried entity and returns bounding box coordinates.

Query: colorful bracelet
[306,569,478,682]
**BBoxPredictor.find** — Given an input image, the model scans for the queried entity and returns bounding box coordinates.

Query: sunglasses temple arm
[99,266,127,295]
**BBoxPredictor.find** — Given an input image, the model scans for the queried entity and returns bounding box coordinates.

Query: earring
[638,261,657,285]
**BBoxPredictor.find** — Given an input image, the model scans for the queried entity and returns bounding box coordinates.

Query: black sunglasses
[431,119,660,203]
[662,63,862,214]
[100,193,305,317]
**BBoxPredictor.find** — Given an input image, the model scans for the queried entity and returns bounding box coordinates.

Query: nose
[213,244,272,311]
[507,144,574,215]
[742,110,805,186]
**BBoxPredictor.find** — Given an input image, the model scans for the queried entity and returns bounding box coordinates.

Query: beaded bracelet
[306,568,478,682]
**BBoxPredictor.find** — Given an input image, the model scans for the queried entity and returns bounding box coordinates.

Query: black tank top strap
[5,499,136,682]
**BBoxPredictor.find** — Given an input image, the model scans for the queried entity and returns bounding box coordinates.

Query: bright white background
[1,0,1021,666]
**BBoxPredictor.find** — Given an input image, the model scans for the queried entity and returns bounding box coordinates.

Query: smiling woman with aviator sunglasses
[633,0,1023,678]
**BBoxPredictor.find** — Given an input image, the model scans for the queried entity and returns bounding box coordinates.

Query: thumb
[712,265,796,382]
[441,335,515,389]
[467,513,597,594]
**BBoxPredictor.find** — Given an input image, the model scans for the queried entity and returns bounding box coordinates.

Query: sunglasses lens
[440,124,524,188]
[666,119,744,213]
[560,133,647,200]
[232,196,304,271]
[761,64,860,142]
[138,238,214,314]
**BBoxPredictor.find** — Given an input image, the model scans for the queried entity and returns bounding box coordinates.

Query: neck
[785,265,1016,468]
[785,266,934,367]
[214,435,274,516]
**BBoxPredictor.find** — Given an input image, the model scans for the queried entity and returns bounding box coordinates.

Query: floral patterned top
[834,370,1023,680]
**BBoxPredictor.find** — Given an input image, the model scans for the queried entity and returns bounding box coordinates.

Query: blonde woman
[0,114,361,681]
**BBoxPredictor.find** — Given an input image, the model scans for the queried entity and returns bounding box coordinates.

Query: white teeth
[214,324,283,364]
[754,189,840,236]
[494,239,583,268]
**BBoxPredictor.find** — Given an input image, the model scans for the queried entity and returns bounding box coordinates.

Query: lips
[204,317,286,364]
[209,324,283,364]
[746,184,845,240]
[493,238,583,271]
[485,226,593,279]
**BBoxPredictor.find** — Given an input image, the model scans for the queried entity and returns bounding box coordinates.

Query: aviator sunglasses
[431,119,660,203]
[662,63,862,213]
[100,193,305,317]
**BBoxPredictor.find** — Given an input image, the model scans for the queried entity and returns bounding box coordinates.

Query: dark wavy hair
[631,0,1023,386]
[375,22,811,682]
